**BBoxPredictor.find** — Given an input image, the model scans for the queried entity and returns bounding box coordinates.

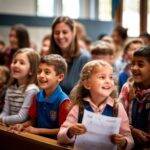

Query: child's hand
[24,126,39,134]
[111,134,127,148]
[8,124,24,133]
[132,128,149,143]
[67,123,87,138]
[146,133,150,141]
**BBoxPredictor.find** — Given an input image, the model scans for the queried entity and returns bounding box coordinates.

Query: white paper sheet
[74,109,121,150]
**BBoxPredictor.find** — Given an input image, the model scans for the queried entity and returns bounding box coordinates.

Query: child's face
[84,66,115,98]
[112,31,122,44]
[11,53,30,85]
[126,43,142,60]
[53,22,74,52]
[40,39,50,56]
[131,56,150,87]
[37,63,64,96]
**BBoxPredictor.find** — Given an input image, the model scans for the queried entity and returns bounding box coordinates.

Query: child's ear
[83,80,91,90]
[58,73,64,82]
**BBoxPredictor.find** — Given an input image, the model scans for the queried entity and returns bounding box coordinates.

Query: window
[148,0,150,33]
[122,0,140,37]
[98,0,112,21]
[37,0,54,17]
[62,0,79,18]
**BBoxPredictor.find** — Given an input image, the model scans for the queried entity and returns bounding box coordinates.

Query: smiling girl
[58,60,133,149]
[0,48,40,125]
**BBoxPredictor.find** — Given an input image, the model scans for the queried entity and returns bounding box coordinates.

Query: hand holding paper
[74,110,121,150]
[67,123,87,138]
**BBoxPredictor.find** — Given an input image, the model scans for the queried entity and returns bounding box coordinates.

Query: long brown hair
[11,24,30,48]
[49,16,80,61]
[9,48,40,90]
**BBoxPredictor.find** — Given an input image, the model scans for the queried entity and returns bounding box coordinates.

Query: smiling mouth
[13,71,20,74]
[102,87,111,90]
[133,73,141,77]
[38,80,47,84]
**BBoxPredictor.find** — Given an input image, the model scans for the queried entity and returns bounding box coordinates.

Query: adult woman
[49,16,91,94]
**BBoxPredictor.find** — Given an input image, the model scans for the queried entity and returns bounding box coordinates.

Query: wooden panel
[140,0,147,34]
[0,125,72,150]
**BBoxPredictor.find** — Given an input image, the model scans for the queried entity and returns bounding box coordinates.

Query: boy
[91,42,114,65]
[119,46,150,149]
[12,54,71,139]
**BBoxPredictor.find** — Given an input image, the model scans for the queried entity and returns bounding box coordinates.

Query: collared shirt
[84,97,113,113]
[29,85,71,127]
[119,80,150,132]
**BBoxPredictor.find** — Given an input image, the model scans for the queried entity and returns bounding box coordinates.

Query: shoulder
[6,85,17,94]
[60,99,72,110]
[79,49,91,59]
[36,90,44,100]
[68,104,79,115]
[25,84,39,92]
[121,81,130,92]
[58,90,70,103]
[121,77,135,93]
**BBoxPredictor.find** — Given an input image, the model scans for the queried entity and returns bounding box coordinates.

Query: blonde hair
[70,60,113,104]
[70,60,119,117]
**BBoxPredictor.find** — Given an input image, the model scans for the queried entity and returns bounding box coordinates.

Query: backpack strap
[112,98,119,117]
[78,98,119,123]
[78,101,91,123]
[78,105,84,123]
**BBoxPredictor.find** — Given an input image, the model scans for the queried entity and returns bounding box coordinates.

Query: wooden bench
[0,124,72,150]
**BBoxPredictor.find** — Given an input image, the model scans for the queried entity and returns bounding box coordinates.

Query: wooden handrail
[0,124,72,150]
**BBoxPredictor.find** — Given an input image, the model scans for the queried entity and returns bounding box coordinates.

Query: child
[0,66,10,112]
[115,38,143,74]
[58,60,134,149]
[91,42,114,65]
[119,46,150,149]
[12,54,71,139]
[0,48,40,125]
[118,39,143,92]
[40,34,51,56]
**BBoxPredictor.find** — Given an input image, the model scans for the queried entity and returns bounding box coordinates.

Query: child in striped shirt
[0,48,40,125]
